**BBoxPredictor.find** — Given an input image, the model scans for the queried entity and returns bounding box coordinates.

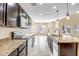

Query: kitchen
[0,3,79,56]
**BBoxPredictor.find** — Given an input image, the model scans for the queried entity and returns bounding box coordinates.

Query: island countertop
[49,35,79,43]
[0,39,26,56]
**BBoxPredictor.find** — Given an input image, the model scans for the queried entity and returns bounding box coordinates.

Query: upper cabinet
[0,3,5,26]
[7,3,18,27]
[0,3,31,28]
[19,6,29,28]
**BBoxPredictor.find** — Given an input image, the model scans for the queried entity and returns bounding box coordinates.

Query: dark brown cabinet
[60,43,77,56]
[47,35,77,56]
[0,3,19,27]
[0,3,5,26]
[53,40,77,56]
[0,3,31,28]
[7,3,18,27]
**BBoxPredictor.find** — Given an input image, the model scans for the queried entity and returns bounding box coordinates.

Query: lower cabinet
[50,40,53,53]
[53,40,59,56]
[47,36,53,54]
[19,47,26,56]
[60,43,76,56]
[9,40,28,56]
[53,40,77,56]
[47,36,77,56]
[9,49,17,56]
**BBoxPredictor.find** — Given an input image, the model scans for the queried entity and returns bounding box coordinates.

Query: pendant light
[56,10,59,22]
[55,9,60,36]
[66,3,70,19]
[56,9,59,27]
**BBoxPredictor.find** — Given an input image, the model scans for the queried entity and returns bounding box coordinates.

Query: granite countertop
[49,35,79,43]
[0,38,26,56]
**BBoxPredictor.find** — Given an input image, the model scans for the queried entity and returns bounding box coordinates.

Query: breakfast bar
[48,35,79,56]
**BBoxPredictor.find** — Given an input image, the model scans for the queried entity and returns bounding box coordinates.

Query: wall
[0,26,32,40]
[31,22,55,35]
[48,22,55,35]
[0,27,22,39]
[59,13,79,37]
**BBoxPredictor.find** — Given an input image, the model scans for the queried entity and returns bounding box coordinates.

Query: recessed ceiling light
[39,3,43,5]
[40,13,43,15]
[71,3,76,5]
[76,11,79,13]
[53,6,56,9]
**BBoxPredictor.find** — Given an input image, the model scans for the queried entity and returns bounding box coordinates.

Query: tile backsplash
[0,28,22,39]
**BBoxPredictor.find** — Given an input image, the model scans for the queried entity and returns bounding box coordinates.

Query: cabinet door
[7,3,18,27]
[19,42,26,52]
[0,3,5,26]
[9,49,17,56]
[19,47,26,56]
[60,43,76,56]
[53,41,58,56]
[47,36,51,49]
[50,40,53,53]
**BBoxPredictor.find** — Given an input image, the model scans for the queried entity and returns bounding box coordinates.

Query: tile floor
[28,35,53,56]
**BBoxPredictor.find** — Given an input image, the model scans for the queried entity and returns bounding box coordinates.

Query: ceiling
[20,3,79,22]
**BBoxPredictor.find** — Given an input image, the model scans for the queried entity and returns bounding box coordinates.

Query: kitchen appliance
[11,32,23,39]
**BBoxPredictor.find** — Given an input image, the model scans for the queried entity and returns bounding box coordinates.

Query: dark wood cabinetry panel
[60,43,76,56]
[6,3,18,27]
[0,3,5,26]
[0,3,31,28]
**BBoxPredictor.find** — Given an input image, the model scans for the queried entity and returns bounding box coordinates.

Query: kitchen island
[48,35,79,56]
